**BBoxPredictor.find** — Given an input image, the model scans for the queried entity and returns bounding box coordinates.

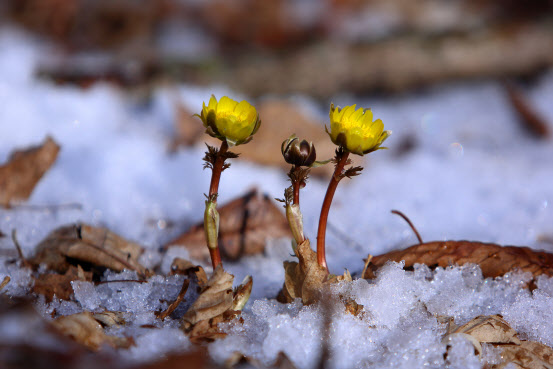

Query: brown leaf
[186,310,241,344]
[52,312,133,351]
[92,311,126,328]
[277,239,351,305]
[443,314,521,356]
[136,348,210,369]
[493,341,553,369]
[169,258,208,288]
[165,189,290,262]
[32,265,92,302]
[0,136,60,207]
[31,223,147,277]
[441,315,553,368]
[363,241,553,282]
[182,265,234,326]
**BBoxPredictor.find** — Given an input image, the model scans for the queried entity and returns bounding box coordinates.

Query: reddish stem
[207,140,229,269]
[292,167,301,205]
[209,141,229,198]
[316,150,350,270]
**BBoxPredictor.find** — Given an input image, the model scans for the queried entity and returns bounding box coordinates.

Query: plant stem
[206,140,229,269]
[292,167,301,205]
[209,141,229,197]
[316,150,350,270]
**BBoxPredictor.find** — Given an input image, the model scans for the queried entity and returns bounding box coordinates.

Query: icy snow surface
[1,27,553,368]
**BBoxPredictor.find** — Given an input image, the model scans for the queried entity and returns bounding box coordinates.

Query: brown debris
[363,240,553,281]
[52,312,133,351]
[182,266,252,344]
[277,239,352,305]
[0,276,10,293]
[92,311,126,328]
[31,223,148,277]
[0,136,60,207]
[32,265,92,302]
[158,279,190,321]
[165,189,290,262]
[170,99,206,150]
[504,82,550,138]
[442,315,553,369]
[182,265,234,326]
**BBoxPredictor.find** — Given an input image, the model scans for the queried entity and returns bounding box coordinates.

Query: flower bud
[281,135,316,167]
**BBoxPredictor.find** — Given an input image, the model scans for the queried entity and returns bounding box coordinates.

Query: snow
[1,26,553,368]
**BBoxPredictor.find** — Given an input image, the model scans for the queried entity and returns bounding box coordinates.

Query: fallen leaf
[32,265,92,302]
[182,265,234,326]
[31,223,148,277]
[136,348,210,369]
[182,266,252,343]
[52,312,133,351]
[165,189,290,262]
[441,315,553,369]
[169,258,208,288]
[277,239,351,305]
[92,311,126,328]
[363,241,553,282]
[0,136,60,207]
[494,341,553,369]
[443,315,520,356]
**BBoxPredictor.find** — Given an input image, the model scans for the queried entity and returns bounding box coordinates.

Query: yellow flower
[197,95,261,146]
[326,103,391,155]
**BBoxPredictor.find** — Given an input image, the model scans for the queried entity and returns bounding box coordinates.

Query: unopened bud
[281,135,316,167]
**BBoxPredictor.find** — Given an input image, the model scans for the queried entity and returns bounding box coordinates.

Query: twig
[11,229,31,268]
[0,276,10,292]
[361,255,373,279]
[504,81,550,138]
[158,279,190,320]
[391,210,423,244]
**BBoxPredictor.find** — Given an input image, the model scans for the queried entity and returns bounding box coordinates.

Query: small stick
[361,255,373,279]
[504,81,550,138]
[158,279,190,320]
[0,276,10,292]
[11,229,31,268]
[391,210,423,244]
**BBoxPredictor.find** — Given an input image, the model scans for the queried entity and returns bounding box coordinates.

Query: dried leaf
[494,341,553,369]
[52,312,133,351]
[182,265,234,326]
[31,223,147,277]
[0,136,60,207]
[32,265,92,302]
[166,189,290,262]
[186,310,240,344]
[169,258,208,288]
[136,348,210,369]
[278,239,351,305]
[443,315,520,355]
[441,315,553,369]
[232,275,252,311]
[344,298,363,316]
[363,241,553,281]
[92,311,126,328]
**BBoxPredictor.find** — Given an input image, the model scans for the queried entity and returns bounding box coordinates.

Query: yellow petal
[361,109,373,126]
[369,119,384,136]
[207,95,218,111]
[341,104,357,120]
[217,96,238,115]
[349,107,365,124]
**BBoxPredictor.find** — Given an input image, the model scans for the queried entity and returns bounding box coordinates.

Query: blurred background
[1,0,553,97]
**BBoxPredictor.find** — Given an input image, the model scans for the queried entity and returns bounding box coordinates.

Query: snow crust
[1,26,553,368]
